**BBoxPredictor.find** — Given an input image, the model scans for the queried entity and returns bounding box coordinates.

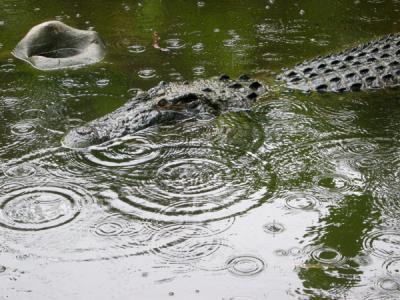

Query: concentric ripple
[309,246,346,266]
[151,224,221,262]
[127,44,146,53]
[91,213,153,248]
[82,135,161,168]
[363,230,400,259]
[226,255,265,276]
[378,278,400,291]
[0,184,89,231]
[384,259,400,276]
[138,69,156,79]
[165,38,185,49]
[283,191,319,211]
[263,221,285,234]
[192,43,204,52]
[193,66,205,75]
[10,120,37,135]
[100,143,269,222]
[3,164,37,178]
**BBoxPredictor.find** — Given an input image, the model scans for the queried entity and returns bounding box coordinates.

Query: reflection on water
[1,0,400,299]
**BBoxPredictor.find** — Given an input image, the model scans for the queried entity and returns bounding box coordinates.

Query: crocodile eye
[157,99,168,107]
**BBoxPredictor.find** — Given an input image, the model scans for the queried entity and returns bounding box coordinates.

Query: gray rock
[12,20,105,70]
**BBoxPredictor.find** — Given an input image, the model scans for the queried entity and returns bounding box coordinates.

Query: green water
[1,1,400,299]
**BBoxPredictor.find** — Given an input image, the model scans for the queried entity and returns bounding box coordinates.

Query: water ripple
[384,258,400,276]
[100,143,269,222]
[226,255,265,276]
[127,44,146,53]
[309,246,346,266]
[363,230,400,259]
[282,191,319,211]
[3,164,37,178]
[0,183,93,231]
[138,69,157,79]
[83,135,161,168]
[150,224,221,263]
[90,213,153,249]
[165,38,185,49]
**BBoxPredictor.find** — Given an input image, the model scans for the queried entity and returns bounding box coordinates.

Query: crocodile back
[279,33,400,92]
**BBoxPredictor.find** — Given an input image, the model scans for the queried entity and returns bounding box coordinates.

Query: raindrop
[223,38,239,47]
[363,230,400,259]
[151,225,221,262]
[192,43,204,52]
[96,79,110,87]
[288,247,302,256]
[138,69,157,79]
[10,120,37,135]
[284,192,318,210]
[274,249,288,256]
[3,164,37,178]
[0,63,15,73]
[263,221,285,234]
[165,39,185,50]
[169,72,184,81]
[226,255,265,276]
[128,44,146,53]
[384,258,400,275]
[100,141,268,223]
[81,135,161,168]
[378,278,400,291]
[0,184,92,231]
[310,246,346,265]
[193,66,205,75]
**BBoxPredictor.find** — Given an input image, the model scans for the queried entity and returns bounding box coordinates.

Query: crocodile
[62,33,400,149]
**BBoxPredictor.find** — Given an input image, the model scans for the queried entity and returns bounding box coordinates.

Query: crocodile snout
[62,126,102,149]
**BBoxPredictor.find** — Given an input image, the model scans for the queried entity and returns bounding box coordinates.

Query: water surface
[1,1,400,299]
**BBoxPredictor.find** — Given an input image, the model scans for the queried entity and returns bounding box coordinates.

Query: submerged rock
[12,20,105,70]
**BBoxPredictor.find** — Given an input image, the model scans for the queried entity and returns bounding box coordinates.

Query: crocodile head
[62,126,103,149]
[62,76,266,149]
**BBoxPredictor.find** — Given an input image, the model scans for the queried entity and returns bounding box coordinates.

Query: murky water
[1,0,400,299]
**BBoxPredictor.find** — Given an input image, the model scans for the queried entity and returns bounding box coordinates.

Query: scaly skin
[62,76,265,148]
[279,33,400,92]
[63,33,400,148]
